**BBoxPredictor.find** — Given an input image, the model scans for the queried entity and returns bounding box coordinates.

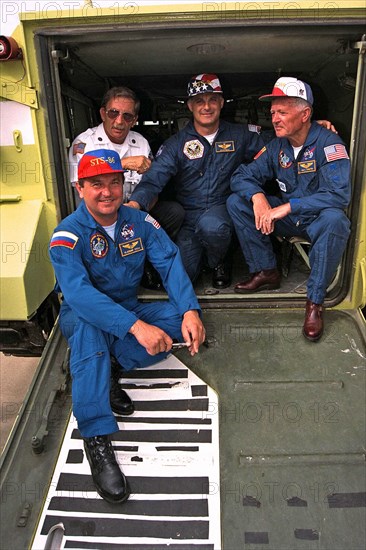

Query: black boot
[141,263,163,291]
[110,359,134,416]
[212,260,232,289]
[83,435,129,503]
[212,240,236,289]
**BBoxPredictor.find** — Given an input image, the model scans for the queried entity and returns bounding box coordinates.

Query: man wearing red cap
[227,77,351,341]
[49,149,205,503]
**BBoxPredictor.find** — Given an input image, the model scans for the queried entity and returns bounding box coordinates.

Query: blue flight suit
[130,120,264,281]
[49,201,200,437]
[227,122,351,304]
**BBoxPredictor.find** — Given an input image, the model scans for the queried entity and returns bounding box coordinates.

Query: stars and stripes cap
[78,149,124,180]
[259,77,314,106]
[187,73,223,97]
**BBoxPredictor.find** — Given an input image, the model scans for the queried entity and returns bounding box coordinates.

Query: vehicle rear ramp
[1,308,365,549]
[31,356,221,549]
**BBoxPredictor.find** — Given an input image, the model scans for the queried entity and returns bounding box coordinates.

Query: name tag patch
[215,141,235,153]
[119,237,144,257]
[298,160,316,174]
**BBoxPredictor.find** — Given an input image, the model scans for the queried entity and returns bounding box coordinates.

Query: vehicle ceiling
[54,23,363,130]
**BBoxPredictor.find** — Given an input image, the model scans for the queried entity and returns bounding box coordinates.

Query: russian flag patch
[50,231,79,249]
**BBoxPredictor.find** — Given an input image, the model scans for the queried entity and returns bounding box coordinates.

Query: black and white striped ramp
[32,354,221,550]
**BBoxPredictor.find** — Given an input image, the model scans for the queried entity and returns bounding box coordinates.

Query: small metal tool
[171,342,191,349]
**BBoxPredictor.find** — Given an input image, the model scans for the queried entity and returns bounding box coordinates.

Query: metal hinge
[0,77,38,108]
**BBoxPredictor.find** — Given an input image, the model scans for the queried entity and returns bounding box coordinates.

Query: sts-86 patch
[119,238,144,257]
[279,150,292,169]
[90,233,108,258]
[183,140,204,159]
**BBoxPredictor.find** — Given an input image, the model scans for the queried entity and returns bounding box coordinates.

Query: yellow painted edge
[18,1,366,23]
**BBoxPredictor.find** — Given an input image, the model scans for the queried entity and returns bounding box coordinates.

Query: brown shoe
[234,269,281,293]
[303,300,323,341]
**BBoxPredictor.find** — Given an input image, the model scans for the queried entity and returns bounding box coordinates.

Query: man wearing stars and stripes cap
[228,76,351,342]
[127,72,265,289]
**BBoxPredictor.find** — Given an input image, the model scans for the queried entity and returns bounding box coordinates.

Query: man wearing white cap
[227,77,351,341]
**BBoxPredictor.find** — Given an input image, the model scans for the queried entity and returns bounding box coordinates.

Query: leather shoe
[303,300,323,341]
[83,435,129,503]
[212,261,232,289]
[234,268,280,293]
[110,361,134,416]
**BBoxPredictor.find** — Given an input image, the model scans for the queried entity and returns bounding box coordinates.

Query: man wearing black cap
[50,149,205,503]
[227,77,351,341]
[127,73,265,289]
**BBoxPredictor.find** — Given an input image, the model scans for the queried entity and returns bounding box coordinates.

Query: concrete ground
[0,353,39,452]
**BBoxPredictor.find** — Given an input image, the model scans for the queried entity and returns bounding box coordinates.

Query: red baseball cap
[78,149,124,180]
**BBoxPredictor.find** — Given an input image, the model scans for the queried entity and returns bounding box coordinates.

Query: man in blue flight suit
[127,73,265,289]
[49,149,205,503]
[227,76,351,341]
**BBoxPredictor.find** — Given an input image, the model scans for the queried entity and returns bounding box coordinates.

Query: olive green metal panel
[0,144,45,202]
[181,308,366,549]
[0,309,364,549]
[0,200,55,319]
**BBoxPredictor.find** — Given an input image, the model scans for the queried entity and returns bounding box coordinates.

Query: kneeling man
[49,149,205,503]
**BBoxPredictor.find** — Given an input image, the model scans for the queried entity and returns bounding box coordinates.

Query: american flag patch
[324,144,349,162]
[50,231,79,249]
[72,142,86,155]
[144,214,161,229]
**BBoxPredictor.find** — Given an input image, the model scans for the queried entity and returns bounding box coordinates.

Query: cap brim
[259,92,287,102]
[187,90,223,98]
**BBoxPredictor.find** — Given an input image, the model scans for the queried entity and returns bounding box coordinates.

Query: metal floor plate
[180,308,366,550]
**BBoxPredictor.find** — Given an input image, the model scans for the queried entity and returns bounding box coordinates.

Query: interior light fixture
[187,43,225,55]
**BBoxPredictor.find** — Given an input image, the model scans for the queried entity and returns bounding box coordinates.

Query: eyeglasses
[105,109,136,122]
